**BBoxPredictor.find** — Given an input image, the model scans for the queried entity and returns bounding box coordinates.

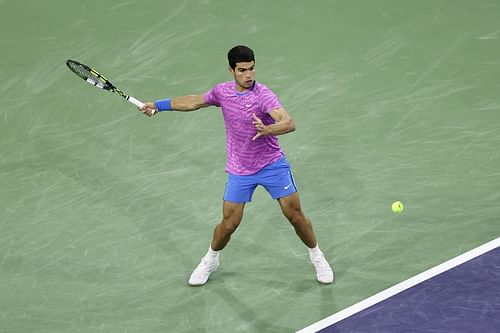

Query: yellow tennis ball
[392,201,404,213]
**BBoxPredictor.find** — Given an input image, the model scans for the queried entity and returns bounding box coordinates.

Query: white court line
[297,237,500,333]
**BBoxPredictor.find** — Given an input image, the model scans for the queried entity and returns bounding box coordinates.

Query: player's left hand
[252,113,270,140]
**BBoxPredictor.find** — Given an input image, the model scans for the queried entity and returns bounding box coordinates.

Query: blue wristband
[155,98,172,112]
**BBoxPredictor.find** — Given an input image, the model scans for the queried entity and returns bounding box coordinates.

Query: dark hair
[227,45,255,69]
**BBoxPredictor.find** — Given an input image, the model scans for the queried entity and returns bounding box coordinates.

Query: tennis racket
[66,59,153,114]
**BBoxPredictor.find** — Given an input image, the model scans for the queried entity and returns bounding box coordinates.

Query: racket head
[66,60,120,94]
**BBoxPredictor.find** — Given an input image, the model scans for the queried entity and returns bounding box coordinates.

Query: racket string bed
[66,59,145,109]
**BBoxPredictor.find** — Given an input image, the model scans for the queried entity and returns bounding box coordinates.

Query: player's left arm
[252,107,296,141]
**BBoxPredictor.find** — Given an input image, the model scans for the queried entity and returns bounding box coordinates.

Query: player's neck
[234,81,255,93]
[235,84,248,93]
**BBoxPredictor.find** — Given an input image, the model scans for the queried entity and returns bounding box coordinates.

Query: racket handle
[127,96,144,108]
[127,96,157,116]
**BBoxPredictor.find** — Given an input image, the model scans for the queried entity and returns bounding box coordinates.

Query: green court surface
[1,1,499,332]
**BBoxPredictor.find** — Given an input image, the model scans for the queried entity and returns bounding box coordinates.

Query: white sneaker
[310,253,334,284]
[188,256,219,286]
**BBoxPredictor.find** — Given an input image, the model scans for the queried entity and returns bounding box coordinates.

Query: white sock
[308,244,323,258]
[205,246,220,262]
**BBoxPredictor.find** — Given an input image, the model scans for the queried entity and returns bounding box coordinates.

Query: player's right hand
[140,102,158,117]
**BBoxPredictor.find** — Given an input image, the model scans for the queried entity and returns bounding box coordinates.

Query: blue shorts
[223,157,298,203]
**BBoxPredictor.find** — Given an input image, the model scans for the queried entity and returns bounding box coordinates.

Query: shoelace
[312,256,331,272]
[201,258,218,270]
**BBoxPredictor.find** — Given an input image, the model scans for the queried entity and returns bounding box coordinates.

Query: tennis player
[141,45,334,286]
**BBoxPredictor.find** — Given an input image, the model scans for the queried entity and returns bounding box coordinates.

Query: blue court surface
[298,238,500,332]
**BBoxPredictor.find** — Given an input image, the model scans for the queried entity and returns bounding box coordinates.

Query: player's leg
[211,201,245,250]
[277,192,316,247]
[259,157,334,283]
[189,173,255,286]
[189,201,245,286]
[258,157,320,249]
[278,192,334,284]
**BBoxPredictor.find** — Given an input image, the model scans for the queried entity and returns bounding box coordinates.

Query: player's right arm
[141,94,209,116]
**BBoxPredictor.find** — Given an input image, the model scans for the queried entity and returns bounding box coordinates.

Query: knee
[220,219,240,234]
[285,207,305,225]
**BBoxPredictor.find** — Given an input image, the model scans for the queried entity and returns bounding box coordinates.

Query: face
[230,61,255,92]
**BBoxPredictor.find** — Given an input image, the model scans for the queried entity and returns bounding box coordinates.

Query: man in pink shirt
[141,45,334,286]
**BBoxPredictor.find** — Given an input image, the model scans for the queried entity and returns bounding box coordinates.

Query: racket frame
[66,60,146,109]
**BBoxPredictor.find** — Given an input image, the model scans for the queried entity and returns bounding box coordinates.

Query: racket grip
[127,96,145,109]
